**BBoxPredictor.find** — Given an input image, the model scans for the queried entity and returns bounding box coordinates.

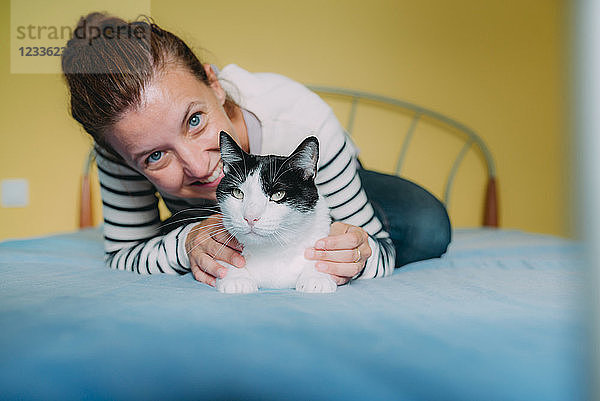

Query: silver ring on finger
[353,248,361,263]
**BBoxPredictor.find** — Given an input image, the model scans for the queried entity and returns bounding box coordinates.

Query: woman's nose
[180,148,210,179]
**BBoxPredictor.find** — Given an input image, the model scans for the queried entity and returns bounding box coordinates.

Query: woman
[62,13,451,288]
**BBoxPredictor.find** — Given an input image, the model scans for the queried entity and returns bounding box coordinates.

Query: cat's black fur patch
[217,132,320,213]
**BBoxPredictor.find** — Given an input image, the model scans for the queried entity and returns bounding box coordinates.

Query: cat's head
[216,131,320,246]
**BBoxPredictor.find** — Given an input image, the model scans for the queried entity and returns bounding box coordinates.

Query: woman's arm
[95,147,193,274]
[313,113,396,280]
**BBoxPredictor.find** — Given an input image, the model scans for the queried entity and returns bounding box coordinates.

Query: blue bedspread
[0,228,586,400]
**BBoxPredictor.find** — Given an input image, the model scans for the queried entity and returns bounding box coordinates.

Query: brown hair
[61,12,225,160]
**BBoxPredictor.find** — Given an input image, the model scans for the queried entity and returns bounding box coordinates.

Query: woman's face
[108,64,248,200]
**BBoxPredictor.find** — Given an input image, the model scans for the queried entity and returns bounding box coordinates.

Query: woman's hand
[304,222,372,285]
[185,214,245,287]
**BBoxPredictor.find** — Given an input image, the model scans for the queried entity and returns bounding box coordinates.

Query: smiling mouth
[191,160,223,186]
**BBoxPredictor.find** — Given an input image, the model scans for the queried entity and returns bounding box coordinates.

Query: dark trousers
[358,169,452,268]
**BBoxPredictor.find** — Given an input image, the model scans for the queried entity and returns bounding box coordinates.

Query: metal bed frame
[79,87,498,228]
[307,86,498,227]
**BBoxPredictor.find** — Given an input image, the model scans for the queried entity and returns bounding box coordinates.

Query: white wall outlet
[1,179,29,208]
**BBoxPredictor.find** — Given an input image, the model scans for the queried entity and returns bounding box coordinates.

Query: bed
[0,227,585,400]
[1,89,586,400]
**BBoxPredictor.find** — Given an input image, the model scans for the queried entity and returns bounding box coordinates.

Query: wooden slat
[79,174,93,228]
[483,177,499,227]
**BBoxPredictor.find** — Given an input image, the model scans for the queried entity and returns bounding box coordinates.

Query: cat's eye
[232,188,244,200]
[270,191,285,202]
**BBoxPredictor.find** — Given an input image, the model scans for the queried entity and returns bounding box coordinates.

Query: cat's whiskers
[165,206,221,220]
[157,207,221,229]
[158,216,223,230]
[183,218,226,229]
[271,231,287,248]
[187,224,229,238]
[188,228,229,244]
[186,223,229,236]
[186,234,229,256]
[186,227,232,255]
[212,230,240,261]
[272,223,298,237]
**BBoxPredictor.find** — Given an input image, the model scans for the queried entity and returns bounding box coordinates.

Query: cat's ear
[219,131,245,174]
[288,136,319,180]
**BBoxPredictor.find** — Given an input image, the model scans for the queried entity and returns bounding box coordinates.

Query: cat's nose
[244,216,260,226]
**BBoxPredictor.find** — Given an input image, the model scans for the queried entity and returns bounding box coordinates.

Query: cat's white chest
[216,198,336,294]
[243,241,312,289]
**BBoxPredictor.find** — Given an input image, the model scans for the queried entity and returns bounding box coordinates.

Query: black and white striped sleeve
[315,114,396,279]
[95,147,195,275]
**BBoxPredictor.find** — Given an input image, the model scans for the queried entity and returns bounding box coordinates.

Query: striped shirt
[96,64,396,280]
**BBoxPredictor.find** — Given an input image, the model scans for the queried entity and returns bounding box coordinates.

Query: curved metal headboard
[307,85,498,227]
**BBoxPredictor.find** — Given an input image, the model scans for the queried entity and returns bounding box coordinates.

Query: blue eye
[146,151,163,164]
[189,112,203,128]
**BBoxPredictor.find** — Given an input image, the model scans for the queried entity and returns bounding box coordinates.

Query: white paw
[216,277,258,294]
[296,274,337,293]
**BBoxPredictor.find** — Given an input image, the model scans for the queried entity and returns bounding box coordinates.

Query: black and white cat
[215,131,337,294]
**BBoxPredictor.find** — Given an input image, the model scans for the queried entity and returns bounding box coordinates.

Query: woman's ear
[203,64,226,106]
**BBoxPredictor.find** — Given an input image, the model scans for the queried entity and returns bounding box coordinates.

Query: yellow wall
[0,0,569,240]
